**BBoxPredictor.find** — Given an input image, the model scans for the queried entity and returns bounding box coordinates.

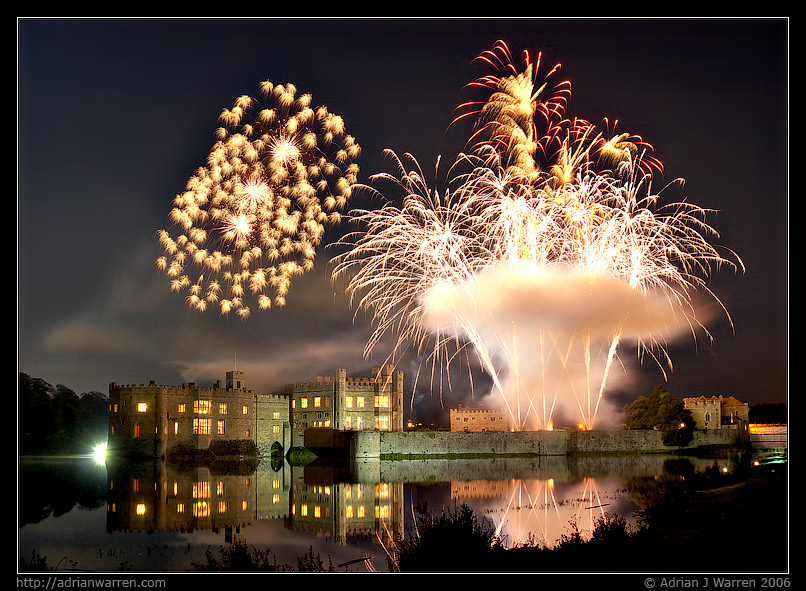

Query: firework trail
[333,41,741,430]
[157,80,360,318]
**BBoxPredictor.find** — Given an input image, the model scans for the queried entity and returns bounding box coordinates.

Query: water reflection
[19,452,752,572]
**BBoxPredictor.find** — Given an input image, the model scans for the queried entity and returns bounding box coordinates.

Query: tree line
[19,372,109,455]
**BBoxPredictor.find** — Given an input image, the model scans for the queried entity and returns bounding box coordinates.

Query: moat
[18,438,787,573]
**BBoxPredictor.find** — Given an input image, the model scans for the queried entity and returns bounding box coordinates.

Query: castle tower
[226,370,245,391]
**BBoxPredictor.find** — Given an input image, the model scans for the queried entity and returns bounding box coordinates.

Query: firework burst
[157,80,360,317]
[333,42,741,430]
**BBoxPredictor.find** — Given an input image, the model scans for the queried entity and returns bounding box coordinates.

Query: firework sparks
[333,42,741,430]
[157,80,360,317]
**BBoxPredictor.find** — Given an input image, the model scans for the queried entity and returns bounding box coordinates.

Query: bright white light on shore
[93,443,107,464]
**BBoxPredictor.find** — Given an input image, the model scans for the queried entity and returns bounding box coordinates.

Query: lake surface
[18,437,784,573]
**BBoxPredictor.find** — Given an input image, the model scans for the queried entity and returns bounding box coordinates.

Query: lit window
[193,481,210,499]
[301,398,308,408]
[219,403,228,414]
[272,411,281,419]
[178,403,186,413]
[378,395,389,408]
[193,418,211,434]
[346,397,353,408]
[242,405,248,415]
[137,403,147,412]
[314,396,321,407]
[218,501,227,514]
[193,501,209,517]
[134,425,141,438]
[194,400,211,414]
[357,396,365,408]
[173,421,179,435]
[136,504,146,516]
[273,425,281,434]
[217,419,225,435]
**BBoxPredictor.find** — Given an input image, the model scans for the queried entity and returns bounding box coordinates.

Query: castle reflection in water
[104,457,404,549]
[103,451,756,556]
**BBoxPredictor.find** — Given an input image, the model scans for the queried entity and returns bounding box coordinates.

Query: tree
[623,384,692,431]
[19,373,57,454]
[623,385,694,446]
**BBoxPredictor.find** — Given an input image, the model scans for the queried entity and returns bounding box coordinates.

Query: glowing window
[137,403,147,412]
[193,418,211,435]
[193,481,210,499]
[301,398,308,408]
[178,403,186,413]
[217,419,225,435]
[219,403,228,414]
[242,405,248,415]
[357,396,365,408]
[314,396,321,408]
[193,501,209,517]
[194,400,211,414]
[273,425,281,434]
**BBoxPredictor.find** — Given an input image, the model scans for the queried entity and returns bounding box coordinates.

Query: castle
[107,365,403,458]
[285,364,404,449]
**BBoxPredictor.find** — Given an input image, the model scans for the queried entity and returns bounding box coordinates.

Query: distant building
[286,365,404,448]
[450,404,509,432]
[683,395,750,430]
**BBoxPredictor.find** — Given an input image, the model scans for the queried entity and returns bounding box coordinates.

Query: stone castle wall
[348,428,749,459]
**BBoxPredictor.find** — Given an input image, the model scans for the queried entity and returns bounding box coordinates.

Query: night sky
[17,18,788,424]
